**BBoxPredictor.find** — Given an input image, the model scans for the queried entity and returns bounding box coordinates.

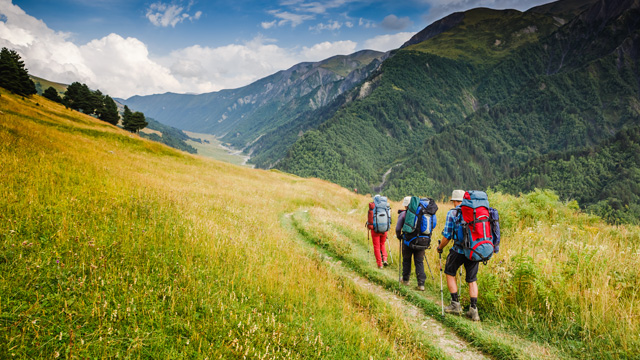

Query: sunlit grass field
[1,88,638,359]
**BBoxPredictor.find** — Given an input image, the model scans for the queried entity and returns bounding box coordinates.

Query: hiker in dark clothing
[396,196,426,291]
[436,189,481,321]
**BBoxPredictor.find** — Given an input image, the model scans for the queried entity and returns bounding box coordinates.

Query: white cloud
[300,40,357,61]
[146,2,202,28]
[362,32,415,52]
[294,0,353,15]
[159,36,302,93]
[380,14,413,31]
[358,17,374,28]
[261,20,277,29]
[309,20,343,32]
[267,10,315,27]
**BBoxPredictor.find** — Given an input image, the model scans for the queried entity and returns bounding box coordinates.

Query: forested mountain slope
[497,125,640,224]
[277,0,640,222]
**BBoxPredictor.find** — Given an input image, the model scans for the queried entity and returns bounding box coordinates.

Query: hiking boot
[383,261,389,267]
[401,280,410,286]
[417,285,425,291]
[378,265,383,269]
[466,307,480,321]
[444,301,463,315]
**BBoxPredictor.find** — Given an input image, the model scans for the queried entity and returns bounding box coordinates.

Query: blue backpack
[371,195,391,233]
[403,197,438,250]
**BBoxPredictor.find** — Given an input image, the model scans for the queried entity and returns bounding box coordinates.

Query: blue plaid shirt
[442,206,464,254]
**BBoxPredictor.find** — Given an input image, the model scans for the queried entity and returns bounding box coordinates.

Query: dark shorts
[444,249,479,283]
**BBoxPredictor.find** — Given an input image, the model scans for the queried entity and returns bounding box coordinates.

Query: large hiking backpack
[402,197,438,250]
[455,191,499,263]
[367,195,391,233]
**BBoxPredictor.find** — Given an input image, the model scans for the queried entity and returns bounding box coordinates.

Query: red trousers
[371,231,388,267]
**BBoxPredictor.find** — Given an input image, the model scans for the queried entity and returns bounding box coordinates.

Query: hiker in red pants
[371,230,388,268]
[367,194,391,269]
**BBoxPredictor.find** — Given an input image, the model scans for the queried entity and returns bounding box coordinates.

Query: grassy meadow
[1,88,639,359]
[0,89,442,359]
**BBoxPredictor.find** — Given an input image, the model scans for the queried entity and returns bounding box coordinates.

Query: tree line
[0,47,147,133]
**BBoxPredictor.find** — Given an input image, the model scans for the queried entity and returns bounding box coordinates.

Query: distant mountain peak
[401,11,465,48]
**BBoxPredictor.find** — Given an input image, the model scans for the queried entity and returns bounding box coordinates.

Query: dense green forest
[277,0,640,223]
[497,125,640,224]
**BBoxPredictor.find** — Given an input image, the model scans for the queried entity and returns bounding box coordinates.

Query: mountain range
[120,0,640,224]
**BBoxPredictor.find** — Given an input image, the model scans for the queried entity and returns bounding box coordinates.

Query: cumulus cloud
[300,40,357,61]
[362,32,415,52]
[420,0,551,26]
[158,36,302,93]
[146,1,202,28]
[380,14,413,31]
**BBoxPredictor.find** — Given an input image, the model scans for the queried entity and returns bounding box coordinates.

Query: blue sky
[1,0,551,98]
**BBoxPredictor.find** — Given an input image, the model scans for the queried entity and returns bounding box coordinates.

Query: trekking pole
[424,255,434,281]
[387,238,393,264]
[366,224,370,254]
[438,240,444,317]
[398,239,402,284]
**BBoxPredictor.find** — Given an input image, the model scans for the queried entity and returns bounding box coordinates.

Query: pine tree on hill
[0,47,37,96]
[98,95,120,126]
[122,105,133,129]
[63,82,93,114]
[42,86,63,103]
[124,110,148,133]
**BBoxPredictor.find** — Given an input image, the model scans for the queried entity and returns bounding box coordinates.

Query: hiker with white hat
[436,189,481,321]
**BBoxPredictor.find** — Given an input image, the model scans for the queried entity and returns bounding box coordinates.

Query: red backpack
[456,191,494,263]
[367,202,374,230]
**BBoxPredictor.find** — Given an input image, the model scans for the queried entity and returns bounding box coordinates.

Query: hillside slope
[1,89,638,359]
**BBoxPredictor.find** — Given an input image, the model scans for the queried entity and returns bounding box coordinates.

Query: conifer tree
[0,47,36,96]
[98,95,120,125]
[123,109,148,133]
[43,86,63,103]
[122,105,133,130]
